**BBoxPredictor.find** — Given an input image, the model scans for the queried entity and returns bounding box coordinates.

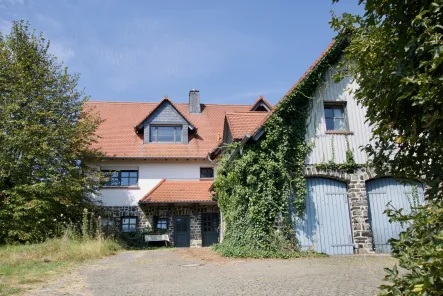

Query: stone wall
[303,165,376,254]
[99,206,149,230]
[100,204,219,248]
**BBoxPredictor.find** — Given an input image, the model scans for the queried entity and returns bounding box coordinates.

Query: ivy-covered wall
[213,40,349,256]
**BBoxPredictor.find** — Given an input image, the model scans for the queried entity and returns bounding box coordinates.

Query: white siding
[306,65,372,164]
[92,159,216,206]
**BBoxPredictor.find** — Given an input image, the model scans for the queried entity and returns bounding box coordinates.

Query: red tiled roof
[85,101,253,158]
[249,96,273,111]
[139,180,214,203]
[226,112,269,140]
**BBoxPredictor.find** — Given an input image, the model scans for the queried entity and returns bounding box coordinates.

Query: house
[89,39,425,254]
[223,40,425,255]
[87,91,272,247]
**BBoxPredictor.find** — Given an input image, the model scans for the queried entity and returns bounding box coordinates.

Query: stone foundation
[100,204,219,248]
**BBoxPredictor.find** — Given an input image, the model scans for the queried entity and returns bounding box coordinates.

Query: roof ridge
[226,112,269,115]
[87,101,255,107]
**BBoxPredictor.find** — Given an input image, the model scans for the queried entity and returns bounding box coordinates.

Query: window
[102,170,138,187]
[150,126,182,143]
[155,217,168,230]
[200,167,214,179]
[324,103,348,131]
[121,217,137,232]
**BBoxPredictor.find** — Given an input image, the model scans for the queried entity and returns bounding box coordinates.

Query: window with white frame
[155,217,168,230]
[324,103,348,131]
[149,125,182,143]
[121,217,137,232]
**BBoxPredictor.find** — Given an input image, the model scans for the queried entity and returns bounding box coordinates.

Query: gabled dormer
[250,96,272,112]
[135,97,195,144]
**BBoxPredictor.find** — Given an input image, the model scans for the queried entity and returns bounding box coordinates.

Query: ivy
[213,40,347,256]
[315,135,359,172]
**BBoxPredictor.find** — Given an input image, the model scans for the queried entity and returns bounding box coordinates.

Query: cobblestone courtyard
[28,248,397,296]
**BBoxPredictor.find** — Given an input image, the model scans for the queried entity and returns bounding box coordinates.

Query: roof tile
[85,101,254,158]
[139,180,214,203]
[226,112,269,140]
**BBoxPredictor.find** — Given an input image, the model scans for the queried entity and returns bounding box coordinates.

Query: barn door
[295,178,353,255]
[366,178,424,253]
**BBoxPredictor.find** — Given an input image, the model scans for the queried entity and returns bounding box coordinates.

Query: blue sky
[0,0,363,105]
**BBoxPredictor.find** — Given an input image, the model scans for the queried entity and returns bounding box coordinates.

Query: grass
[0,234,122,295]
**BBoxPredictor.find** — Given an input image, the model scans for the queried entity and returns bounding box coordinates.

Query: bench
[145,234,170,246]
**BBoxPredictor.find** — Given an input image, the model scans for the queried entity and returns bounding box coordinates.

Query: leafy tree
[0,21,103,244]
[331,1,443,294]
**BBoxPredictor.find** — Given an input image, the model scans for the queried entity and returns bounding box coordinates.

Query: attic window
[150,126,182,143]
[252,104,270,112]
[324,103,348,131]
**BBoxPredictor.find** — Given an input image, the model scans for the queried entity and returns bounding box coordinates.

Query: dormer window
[150,125,182,143]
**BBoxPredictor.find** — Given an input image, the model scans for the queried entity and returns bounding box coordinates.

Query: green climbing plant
[213,40,347,257]
[315,135,358,171]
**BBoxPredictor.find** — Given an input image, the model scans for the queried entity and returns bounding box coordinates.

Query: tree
[0,21,103,244]
[331,1,443,294]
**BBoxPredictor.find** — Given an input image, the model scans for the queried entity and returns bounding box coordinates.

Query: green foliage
[315,135,358,171]
[380,199,443,295]
[0,227,121,294]
[119,229,153,249]
[0,21,103,244]
[213,243,327,259]
[213,40,346,255]
[332,1,443,294]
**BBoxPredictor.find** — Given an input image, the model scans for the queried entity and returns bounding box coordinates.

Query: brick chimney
[189,89,201,114]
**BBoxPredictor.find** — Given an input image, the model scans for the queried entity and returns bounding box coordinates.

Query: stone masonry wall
[101,204,219,248]
[303,166,376,254]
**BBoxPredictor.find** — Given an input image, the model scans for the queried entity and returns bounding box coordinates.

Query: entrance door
[202,213,219,247]
[174,216,190,247]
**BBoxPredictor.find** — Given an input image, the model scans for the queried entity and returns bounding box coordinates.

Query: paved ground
[28,248,396,296]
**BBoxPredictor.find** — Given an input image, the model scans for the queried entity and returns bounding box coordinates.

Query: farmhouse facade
[89,40,424,253]
[87,93,271,247]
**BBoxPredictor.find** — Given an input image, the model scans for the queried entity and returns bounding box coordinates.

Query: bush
[380,199,443,295]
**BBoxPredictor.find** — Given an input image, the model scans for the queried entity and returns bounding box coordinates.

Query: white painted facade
[93,159,216,206]
[306,64,373,164]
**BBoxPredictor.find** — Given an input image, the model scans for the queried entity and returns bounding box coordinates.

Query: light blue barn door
[295,178,354,255]
[366,178,424,253]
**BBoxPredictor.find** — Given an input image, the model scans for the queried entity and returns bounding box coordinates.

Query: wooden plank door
[366,178,424,253]
[295,178,354,255]
[202,213,219,247]
[174,216,190,247]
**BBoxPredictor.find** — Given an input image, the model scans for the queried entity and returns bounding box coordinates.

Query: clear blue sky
[0,0,363,105]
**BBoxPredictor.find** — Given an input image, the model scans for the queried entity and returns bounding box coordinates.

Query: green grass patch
[213,243,327,259]
[0,235,122,295]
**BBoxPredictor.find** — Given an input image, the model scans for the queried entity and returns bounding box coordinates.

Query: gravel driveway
[28,248,396,296]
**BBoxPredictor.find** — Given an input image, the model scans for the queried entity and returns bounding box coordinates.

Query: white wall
[92,159,216,206]
[306,64,373,164]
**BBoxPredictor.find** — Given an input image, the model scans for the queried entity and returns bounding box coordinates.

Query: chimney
[189,89,201,114]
